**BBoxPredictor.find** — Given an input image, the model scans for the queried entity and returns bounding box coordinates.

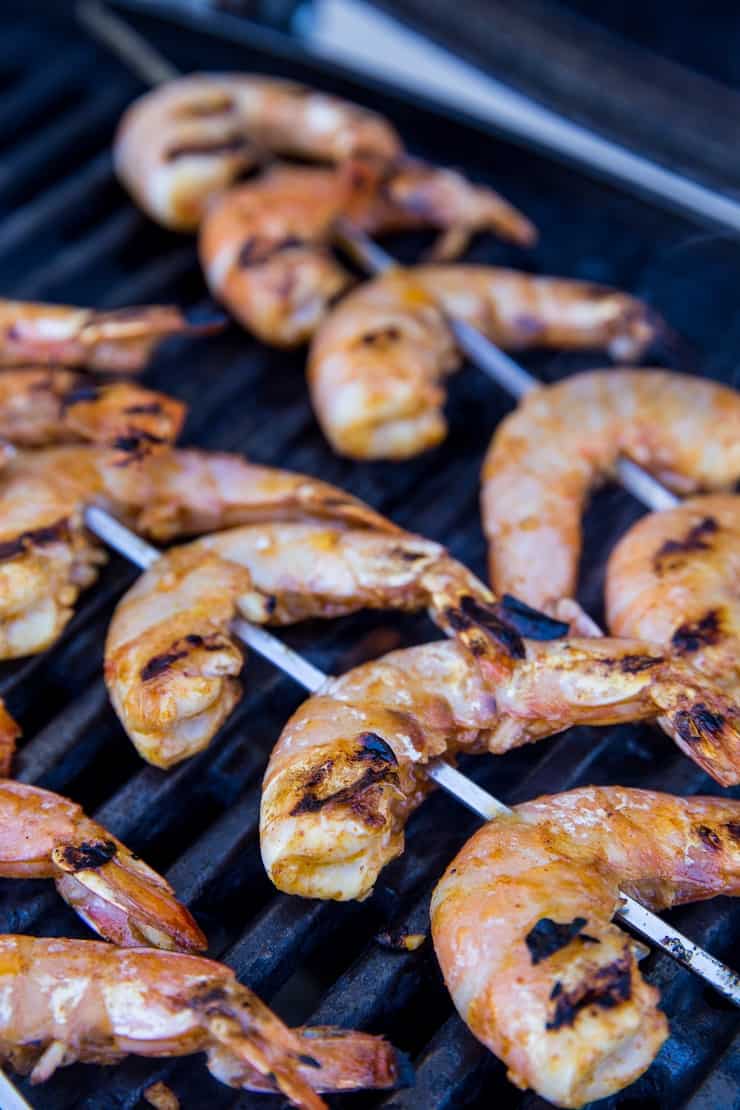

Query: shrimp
[0,702,20,777]
[482,369,740,614]
[0,300,208,374]
[260,636,740,901]
[308,269,660,459]
[606,494,740,695]
[199,162,537,347]
[0,444,394,658]
[431,786,740,1107]
[0,369,185,462]
[0,779,206,951]
[104,521,517,767]
[114,73,403,230]
[0,936,400,1106]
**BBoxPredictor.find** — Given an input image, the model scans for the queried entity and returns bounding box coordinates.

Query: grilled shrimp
[0,444,393,658]
[0,300,204,373]
[199,162,537,347]
[432,786,740,1107]
[483,369,740,613]
[261,636,740,901]
[104,521,512,767]
[114,73,403,230]
[606,495,740,695]
[0,936,400,1106]
[0,780,205,951]
[308,269,659,459]
[0,369,185,461]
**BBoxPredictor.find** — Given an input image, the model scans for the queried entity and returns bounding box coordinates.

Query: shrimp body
[483,370,740,612]
[0,780,205,951]
[0,369,185,461]
[0,300,199,373]
[432,786,740,1107]
[261,636,740,901]
[199,162,537,347]
[0,444,393,658]
[105,521,504,767]
[114,74,402,230]
[309,270,659,459]
[606,494,740,693]
[0,703,20,777]
[0,936,399,1106]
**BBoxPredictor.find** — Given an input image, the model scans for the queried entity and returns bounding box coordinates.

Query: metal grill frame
[0,2,737,1106]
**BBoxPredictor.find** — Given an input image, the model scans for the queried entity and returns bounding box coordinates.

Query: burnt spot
[618,654,661,674]
[546,954,632,1031]
[672,610,722,654]
[238,236,304,267]
[356,732,397,763]
[674,704,726,747]
[184,633,228,651]
[360,326,402,346]
[113,432,166,453]
[654,517,718,572]
[123,402,165,416]
[388,546,428,563]
[60,839,117,871]
[525,917,600,964]
[498,594,569,641]
[290,760,397,825]
[298,1055,322,1069]
[164,134,250,160]
[726,822,740,842]
[456,595,526,659]
[61,384,101,408]
[0,518,70,562]
[696,824,722,850]
[140,649,189,682]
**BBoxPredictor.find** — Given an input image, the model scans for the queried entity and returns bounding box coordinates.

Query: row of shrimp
[0,56,735,1110]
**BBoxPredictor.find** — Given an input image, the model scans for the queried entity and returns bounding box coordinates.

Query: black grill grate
[1,2,738,1106]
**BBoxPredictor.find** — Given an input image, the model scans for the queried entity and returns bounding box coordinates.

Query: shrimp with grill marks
[0,936,400,1106]
[0,780,205,951]
[261,636,740,901]
[0,300,208,374]
[483,369,740,617]
[199,163,537,347]
[114,73,403,231]
[309,269,660,459]
[0,369,185,462]
[606,494,740,695]
[104,521,523,767]
[0,444,394,658]
[432,786,740,1107]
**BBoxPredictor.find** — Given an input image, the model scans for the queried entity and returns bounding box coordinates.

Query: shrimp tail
[240,1025,404,1096]
[653,675,740,786]
[51,837,207,952]
[0,702,20,777]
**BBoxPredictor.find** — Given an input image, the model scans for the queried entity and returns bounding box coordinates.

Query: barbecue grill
[1,2,738,1106]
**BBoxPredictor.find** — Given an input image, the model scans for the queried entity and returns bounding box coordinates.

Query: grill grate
[1,2,738,1106]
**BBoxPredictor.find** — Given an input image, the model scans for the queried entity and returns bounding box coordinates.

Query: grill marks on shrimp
[290,732,399,824]
[546,954,633,1031]
[653,517,719,573]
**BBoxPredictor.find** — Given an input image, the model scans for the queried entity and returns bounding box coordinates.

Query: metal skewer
[0,1072,32,1110]
[83,505,740,1006]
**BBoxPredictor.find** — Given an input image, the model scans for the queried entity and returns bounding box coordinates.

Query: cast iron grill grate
[0,3,737,1106]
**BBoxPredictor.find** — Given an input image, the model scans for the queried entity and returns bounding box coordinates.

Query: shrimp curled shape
[114,73,403,230]
[0,936,401,1107]
[199,164,537,347]
[104,521,513,767]
[260,637,740,902]
[0,444,392,659]
[0,780,205,950]
[432,786,740,1107]
[482,369,740,615]
[0,369,185,463]
[606,494,740,695]
[309,270,660,459]
[0,299,207,374]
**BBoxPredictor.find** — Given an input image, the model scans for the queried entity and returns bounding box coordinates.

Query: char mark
[0,518,70,562]
[290,753,397,825]
[654,516,718,571]
[726,822,740,841]
[360,326,402,346]
[356,732,397,763]
[165,134,250,160]
[60,839,117,871]
[140,649,189,682]
[617,654,662,674]
[672,609,722,654]
[61,384,100,408]
[674,703,726,746]
[238,235,304,267]
[547,953,632,1031]
[525,916,599,964]
[498,594,569,641]
[123,402,165,416]
[696,824,722,850]
[451,595,527,659]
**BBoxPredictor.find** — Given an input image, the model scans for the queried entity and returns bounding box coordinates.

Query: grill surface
[1,2,739,1106]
